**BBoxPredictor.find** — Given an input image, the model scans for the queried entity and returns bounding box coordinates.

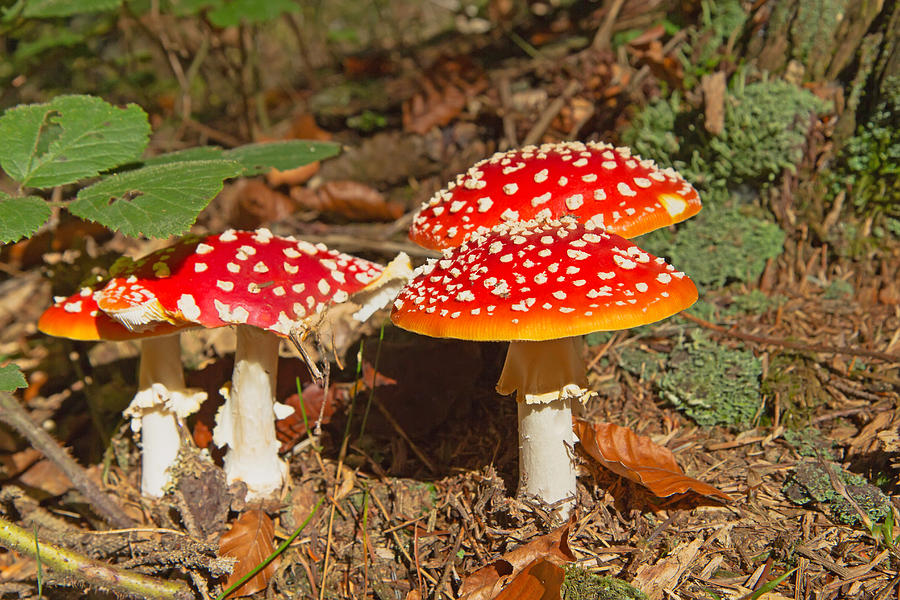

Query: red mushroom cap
[97,229,386,337]
[409,141,701,250]
[391,217,698,341]
[38,286,190,341]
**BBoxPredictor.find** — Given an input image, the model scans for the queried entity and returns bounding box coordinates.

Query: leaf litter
[1,2,899,600]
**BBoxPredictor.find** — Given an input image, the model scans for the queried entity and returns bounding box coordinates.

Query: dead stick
[522,80,581,146]
[591,0,627,51]
[680,313,900,363]
[372,396,437,473]
[0,515,192,599]
[0,391,135,529]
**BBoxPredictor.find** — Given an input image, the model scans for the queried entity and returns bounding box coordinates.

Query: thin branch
[0,391,135,529]
[680,312,900,363]
[0,515,192,599]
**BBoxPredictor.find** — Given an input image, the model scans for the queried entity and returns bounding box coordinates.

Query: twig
[591,0,627,51]
[372,395,438,473]
[0,515,191,600]
[680,312,900,363]
[0,391,134,529]
[522,80,581,146]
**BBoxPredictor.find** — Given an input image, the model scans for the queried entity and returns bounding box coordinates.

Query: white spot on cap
[500,208,519,221]
[284,262,299,274]
[613,255,637,269]
[253,262,269,273]
[531,192,552,207]
[216,280,234,292]
[219,230,238,242]
[226,262,240,273]
[499,254,513,263]
[558,176,568,186]
[634,177,652,188]
[194,263,208,273]
[573,158,588,167]
[477,197,493,212]
[567,249,590,260]
[635,282,649,292]
[552,290,566,300]
[566,194,584,210]
[63,301,82,313]
[657,273,672,284]
[196,243,214,255]
[593,189,607,201]
[658,193,688,217]
[177,294,201,321]
[617,182,637,197]
[214,300,249,324]
[602,161,617,170]
[503,183,518,195]
[318,279,330,295]
[534,169,549,183]
[450,200,467,213]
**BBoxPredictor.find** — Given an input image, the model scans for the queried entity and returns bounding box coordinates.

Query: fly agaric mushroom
[391,217,698,517]
[95,228,410,499]
[409,141,701,250]
[38,285,204,498]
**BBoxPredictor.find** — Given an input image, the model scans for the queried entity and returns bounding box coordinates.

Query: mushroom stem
[517,398,576,514]
[498,337,589,518]
[216,326,287,499]
[136,335,184,497]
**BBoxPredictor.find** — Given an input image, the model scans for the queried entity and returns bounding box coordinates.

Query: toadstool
[409,141,701,250]
[391,217,698,517]
[95,228,410,499]
[38,284,203,498]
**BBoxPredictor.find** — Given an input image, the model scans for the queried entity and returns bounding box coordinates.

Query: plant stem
[0,391,134,529]
[0,516,192,599]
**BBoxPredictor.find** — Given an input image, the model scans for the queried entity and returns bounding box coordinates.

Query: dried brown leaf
[459,521,575,600]
[231,179,296,229]
[218,509,279,598]
[402,56,487,135]
[574,420,730,501]
[632,538,702,600]
[315,181,405,221]
[493,558,565,600]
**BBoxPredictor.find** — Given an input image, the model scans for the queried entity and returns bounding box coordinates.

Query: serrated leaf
[0,193,51,244]
[0,364,27,392]
[223,140,340,175]
[69,160,242,238]
[207,0,297,27]
[141,146,225,166]
[22,0,121,17]
[0,95,149,188]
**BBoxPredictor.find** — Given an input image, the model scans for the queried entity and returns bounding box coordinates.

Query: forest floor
[0,1,898,599]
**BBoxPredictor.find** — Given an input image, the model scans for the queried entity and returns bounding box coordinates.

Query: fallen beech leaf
[290,180,405,222]
[494,558,565,600]
[402,55,488,134]
[231,179,296,229]
[632,538,702,600]
[574,420,730,501]
[459,520,575,600]
[218,509,279,597]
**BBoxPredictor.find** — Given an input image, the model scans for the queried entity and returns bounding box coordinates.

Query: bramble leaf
[0,364,27,393]
[21,0,121,18]
[223,140,341,174]
[0,95,150,188]
[0,193,51,244]
[207,0,298,27]
[145,140,340,175]
[69,160,242,238]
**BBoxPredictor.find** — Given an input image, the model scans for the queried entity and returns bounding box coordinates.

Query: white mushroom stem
[214,326,288,500]
[135,335,185,497]
[496,336,591,519]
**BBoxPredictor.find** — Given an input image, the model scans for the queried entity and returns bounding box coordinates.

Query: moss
[783,427,836,460]
[676,0,748,89]
[638,202,785,290]
[783,462,892,526]
[659,332,762,428]
[562,566,646,600]
[623,76,828,194]
[826,75,900,223]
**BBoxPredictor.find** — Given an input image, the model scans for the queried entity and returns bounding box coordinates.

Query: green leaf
[207,0,297,27]
[223,140,341,175]
[70,160,242,238]
[22,0,121,18]
[144,140,340,174]
[0,95,150,189]
[141,146,225,166]
[0,364,27,393]
[0,193,51,244]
